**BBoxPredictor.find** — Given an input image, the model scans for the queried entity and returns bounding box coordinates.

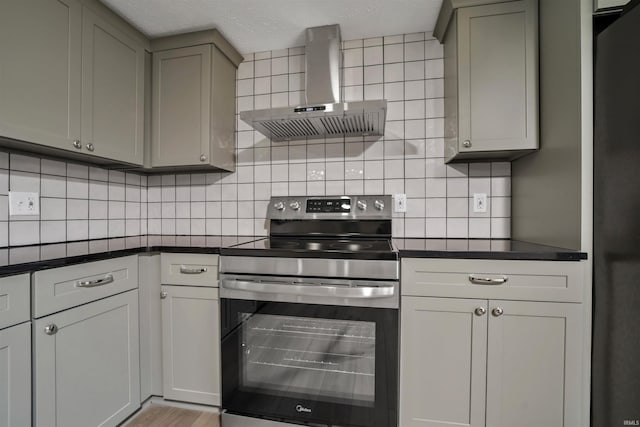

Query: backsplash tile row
[0,32,511,246]
[0,152,148,247]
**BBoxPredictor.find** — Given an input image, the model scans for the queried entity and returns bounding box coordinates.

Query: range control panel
[267,195,392,220]
[306,198,351,213]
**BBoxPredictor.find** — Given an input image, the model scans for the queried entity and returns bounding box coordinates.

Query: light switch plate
[9,192,40,216]
[394,194,407,213]
[473,193,487,213]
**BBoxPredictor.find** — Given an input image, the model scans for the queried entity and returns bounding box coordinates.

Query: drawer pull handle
[76,274,114,288]
[179,266,208,274]
[468,275,508,285]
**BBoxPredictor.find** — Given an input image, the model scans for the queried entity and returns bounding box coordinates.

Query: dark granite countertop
[393,238,588,261]
[0,235,262,277]
[0,235,587,277]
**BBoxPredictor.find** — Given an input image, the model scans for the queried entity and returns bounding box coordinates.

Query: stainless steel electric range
[219,195,399,427]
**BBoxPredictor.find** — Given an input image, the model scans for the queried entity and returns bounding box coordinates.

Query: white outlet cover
[394,193,407,213]
[473,193,488,213]
[9,192,40,216]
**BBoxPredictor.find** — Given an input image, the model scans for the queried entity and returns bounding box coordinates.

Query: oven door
[221,298,398,427]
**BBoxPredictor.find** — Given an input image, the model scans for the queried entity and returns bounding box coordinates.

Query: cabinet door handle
[463,140,472,148]
[76,274,114,288]
[474,307,486,316]
[468,275,508,285]
[73,140,82,149]
[160,291,168,299]
[492,307,504,317]
[179,266,208,274]
[44,324,58,335]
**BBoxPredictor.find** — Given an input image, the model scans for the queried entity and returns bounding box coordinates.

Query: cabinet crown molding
[434,0,518,41]
[150,29,243,68]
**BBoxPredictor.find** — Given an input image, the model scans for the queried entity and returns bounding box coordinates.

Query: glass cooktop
[224,237,397,260]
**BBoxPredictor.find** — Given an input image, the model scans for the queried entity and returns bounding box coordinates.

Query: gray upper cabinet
[0,0,82,152]
[151,31,242,172]
[0,0,147,166]
[435,0,539,163]
[81,6,145,165]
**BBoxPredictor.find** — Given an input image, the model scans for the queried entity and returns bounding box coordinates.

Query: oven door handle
[221,279,396,299]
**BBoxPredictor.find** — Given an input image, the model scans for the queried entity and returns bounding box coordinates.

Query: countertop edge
[0,243,588,277]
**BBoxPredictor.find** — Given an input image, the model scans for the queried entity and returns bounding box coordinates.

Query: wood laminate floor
[125,406,220,427]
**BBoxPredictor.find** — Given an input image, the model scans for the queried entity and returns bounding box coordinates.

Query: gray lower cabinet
[34,290,140,427]
[435,0,538,162]
[161,285,220,406]
[400,296,582,427]
[400,297,487,427]
[0,322,31,427]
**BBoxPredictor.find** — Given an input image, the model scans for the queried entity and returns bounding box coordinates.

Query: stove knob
[290,201,301,211]
[274,201,285,211]
[374,200,385,211]
[357,200,367,211]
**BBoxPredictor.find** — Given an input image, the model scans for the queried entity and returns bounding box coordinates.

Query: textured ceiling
[100,0,443,54]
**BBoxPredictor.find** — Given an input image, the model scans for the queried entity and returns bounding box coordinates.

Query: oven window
[240,313,376,406]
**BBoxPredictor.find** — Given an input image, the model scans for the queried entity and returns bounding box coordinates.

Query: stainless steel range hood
[240,25,387,142]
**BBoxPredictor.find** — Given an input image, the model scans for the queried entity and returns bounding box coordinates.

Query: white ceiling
[100,0,444,54]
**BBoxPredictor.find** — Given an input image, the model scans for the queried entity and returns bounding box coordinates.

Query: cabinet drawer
[33,255,138,318]
[161,253,219,287]
[0,274,30,329]
[401,258,586,302]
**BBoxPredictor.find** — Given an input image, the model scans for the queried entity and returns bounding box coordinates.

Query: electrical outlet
[9,192,40,216]
[394,194,407,213]
[473,193,487,213]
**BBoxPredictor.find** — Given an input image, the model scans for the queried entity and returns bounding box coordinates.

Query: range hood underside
[240,100,387,142]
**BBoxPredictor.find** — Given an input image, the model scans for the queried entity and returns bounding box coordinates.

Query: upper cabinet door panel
[0,0,81,150]
[458,0,538,153]
[81,7,145,165]
[152,45,212,167]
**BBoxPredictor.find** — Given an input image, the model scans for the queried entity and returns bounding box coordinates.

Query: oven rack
[248,360,375,377]
[250,344,375,360]
[249,326,375,340]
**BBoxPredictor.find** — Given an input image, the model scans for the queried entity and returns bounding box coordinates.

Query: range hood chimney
[240,24,387,142]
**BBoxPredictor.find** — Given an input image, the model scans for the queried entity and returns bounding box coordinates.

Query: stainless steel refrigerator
[593,1,640,425]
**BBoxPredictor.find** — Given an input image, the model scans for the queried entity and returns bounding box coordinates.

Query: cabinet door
[81,7,145,165]
[400,297,487,427]
[457,0,538,154]
[162,285,220,406]
[0,322,31,427]
[486,301,582,427]
[0,0,82,151]
[152,45,212,167]
[34,290,140,427]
